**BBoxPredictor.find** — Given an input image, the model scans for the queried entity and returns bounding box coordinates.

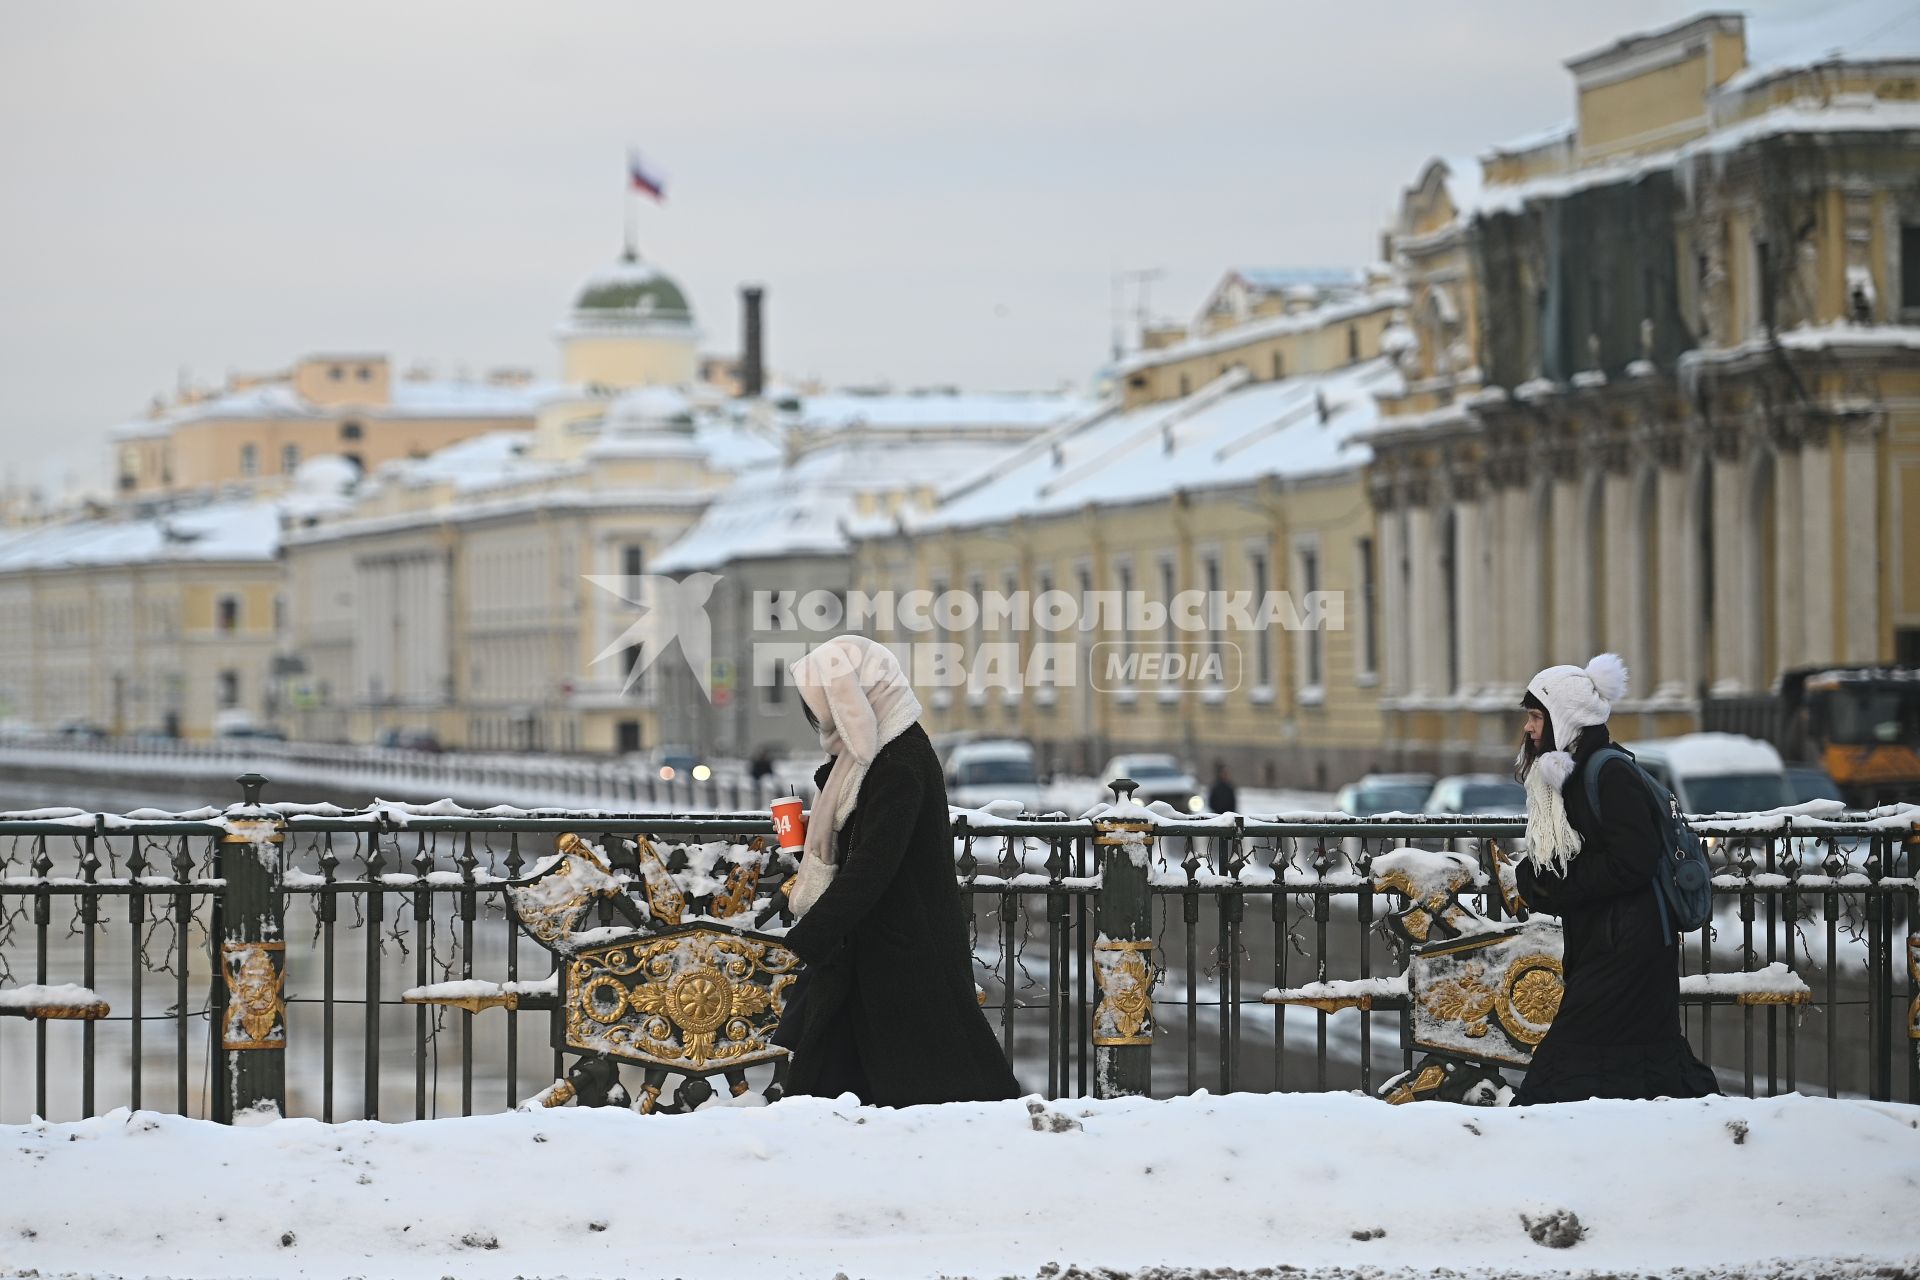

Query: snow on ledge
[3,1094,1917,1279]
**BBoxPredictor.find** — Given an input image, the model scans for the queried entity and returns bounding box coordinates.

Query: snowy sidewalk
[2,1092,1916,1280]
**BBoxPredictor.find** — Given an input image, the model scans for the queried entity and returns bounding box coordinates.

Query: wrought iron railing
[0,776,1912,1122]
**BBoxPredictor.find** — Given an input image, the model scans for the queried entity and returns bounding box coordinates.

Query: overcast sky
[0,0,1904,497]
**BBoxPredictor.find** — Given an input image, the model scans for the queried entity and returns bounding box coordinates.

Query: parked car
[1097,753,1203,812]
[1334,773,1436,816]
[1783,763,1845,805]
[1621,733,1794,815]
[55,720,109,742]
[1422,774,1527,816]
[374,727,441,753]
[944,739,1047,811]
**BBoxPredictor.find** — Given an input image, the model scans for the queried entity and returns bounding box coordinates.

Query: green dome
[572,256,693,323]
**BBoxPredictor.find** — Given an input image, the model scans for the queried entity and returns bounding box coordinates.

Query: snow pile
[1,1092,1915,1279]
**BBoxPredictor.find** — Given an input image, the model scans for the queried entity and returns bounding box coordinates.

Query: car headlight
[1187,795,1204,813]
[659,766,676,781]
[692,764,712,782]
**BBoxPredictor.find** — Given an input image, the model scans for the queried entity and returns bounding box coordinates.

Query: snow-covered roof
[778,390,1091,434]
[914,359,1398,535]
[1222,267,1365,294]
[1474,96,1920,215]
[0,498,288,571]
[107,377,547,441]
[1113,290,1407,377]
[652,436,1016,574]
[1482,120,1575,159]
[362,430,568,497]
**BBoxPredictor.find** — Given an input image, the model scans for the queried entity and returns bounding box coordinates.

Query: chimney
[740,285,765,398]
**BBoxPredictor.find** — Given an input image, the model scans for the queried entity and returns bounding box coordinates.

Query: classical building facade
[851,283,1408,788]
[1365,12,1920,772]
[0,498,302,738]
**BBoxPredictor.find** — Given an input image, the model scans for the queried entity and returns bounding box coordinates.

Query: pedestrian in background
[1512,653,1719,1104]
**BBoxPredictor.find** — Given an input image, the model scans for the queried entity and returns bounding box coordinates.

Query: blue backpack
[1581,744,1714,943]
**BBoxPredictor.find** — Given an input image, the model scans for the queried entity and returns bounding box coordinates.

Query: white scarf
[787,636,923,917]
[1520,747,1582,875]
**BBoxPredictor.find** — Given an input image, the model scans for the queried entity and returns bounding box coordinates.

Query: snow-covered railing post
[1092,779,1156,1098]
[212,772,287,1123]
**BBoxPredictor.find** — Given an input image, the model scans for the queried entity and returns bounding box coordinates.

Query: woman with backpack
[1512,653,1720,1104]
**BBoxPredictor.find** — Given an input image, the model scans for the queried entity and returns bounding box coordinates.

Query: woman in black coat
[1511,654,1718,1104]
[771,635,1020,1107]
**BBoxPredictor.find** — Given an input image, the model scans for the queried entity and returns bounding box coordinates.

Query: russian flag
[628,150,666,203]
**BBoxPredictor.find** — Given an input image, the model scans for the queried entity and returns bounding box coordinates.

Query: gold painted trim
[15,1001,111,1020]
[541,1079,576,1109]
[221,940,286,1050]
[1384,1063,1445,1105]
[1908,936,1918,1040]
[220,818,285,845]
[1265,995,1372,1014]
[1092,938,1156,1046]
[1733,990,1810,1007]
[402,992,519,1015]
[1094,820,1156,847]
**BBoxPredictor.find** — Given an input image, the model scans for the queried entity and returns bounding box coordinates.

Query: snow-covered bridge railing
[0,735,805,813]
[0,775,1912,1123]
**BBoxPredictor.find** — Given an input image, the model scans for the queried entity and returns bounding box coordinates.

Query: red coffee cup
[771,796,807,853]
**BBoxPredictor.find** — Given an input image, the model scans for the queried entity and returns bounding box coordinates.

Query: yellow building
[857,284,1409,788]
[0,499,294,738]
[1363,10,1920,773]
[111,355,546,500]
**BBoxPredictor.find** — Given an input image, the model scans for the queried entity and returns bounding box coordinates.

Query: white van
[1619,733,1794,815]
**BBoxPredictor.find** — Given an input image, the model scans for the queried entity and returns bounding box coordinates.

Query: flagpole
[623,165,637,262]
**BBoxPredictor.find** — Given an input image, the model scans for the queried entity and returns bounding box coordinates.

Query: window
[1203,553,1221,677]
[328,365,343,381]
[767,660,785,705]
[1902,225,1920,317]
[1178,373,1190,397]
[217,670,240,708]
[1113,562,1132,664]
[1271,351,1284,380]
[1299,545,1323,689]
[272,595,286,634]
[281,444,300,474]
[1357,536,1377,678]
[617,721,642,753]
[357,365,373,382]
[624,644,643,695]
[1347,325,1359,362]
[340,421,363,441]
[217,596,240,634]
[1159,558,1177,648]
[622,543,643,579]
[1248,548,1272,688]
[240,444,257,477]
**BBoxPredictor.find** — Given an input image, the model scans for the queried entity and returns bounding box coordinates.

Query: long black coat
[1515,737,1719,1104]
[773,724,1021,1107]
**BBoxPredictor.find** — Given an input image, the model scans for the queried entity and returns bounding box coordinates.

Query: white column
[1551,476,1583,662]
[1453,495,1482,696]
[1842,424,1882,662]
[1773,448,1804,675]
[1378,506,1405,696]
[1710,455,1750,693]
[1602,470,1635,663]
[1406,503,1439,697]
[1654,461,1698,700]
[1800,435,1836,665]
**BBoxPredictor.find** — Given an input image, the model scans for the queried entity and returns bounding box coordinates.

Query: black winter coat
[1514,737,1719,1104]
[772,724,1021,1107]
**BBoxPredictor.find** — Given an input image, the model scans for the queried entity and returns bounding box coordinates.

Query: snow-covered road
[2,1091,1915,1279]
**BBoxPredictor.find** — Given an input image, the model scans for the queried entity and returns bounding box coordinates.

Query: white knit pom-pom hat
[1525,653,1629,753]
